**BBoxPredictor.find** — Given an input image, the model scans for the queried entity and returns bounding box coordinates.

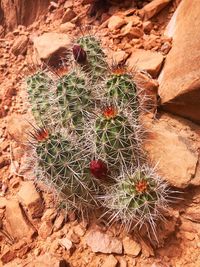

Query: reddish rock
[33,32,71,64]
[61,8,76,23]
[53,213,65,232]
[108,15,126,31]
[111,50,128,65]
[142,0,172,20]
[158,0,200,124]
[143,21,153,33]
[0,0,50,31]
[102,255,118,267]
[59,22,75,33]
[1,249,16,264]
[86,230,122,254]
[17,181,44,218]
[38,221,53,239]
[5,200,36,240]
[7,114,31,145]
[122,236,141,257]
[41,208,57,222]
[0,87,16,118]
[58,238,74,251]
[144,113,200,188]
[127,49,164,78]
[11,35,29,56]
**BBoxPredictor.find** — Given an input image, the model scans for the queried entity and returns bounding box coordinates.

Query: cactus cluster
[26,34,174,235]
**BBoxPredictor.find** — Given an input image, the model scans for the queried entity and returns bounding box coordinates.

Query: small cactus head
[90,159,109,180]
[73,44,87,64]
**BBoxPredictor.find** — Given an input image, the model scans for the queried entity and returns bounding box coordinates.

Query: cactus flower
[90,160,108,180]
[72,44,87,64]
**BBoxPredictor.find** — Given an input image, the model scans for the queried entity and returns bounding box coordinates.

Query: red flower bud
[90,160,108,180]
[72,44,87,64]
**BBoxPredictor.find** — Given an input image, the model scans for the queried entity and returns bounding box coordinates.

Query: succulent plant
[75,35,107,81]
[27,71,54,124]
[57,71,93,132]
[105,70,138,112]
[32,127,99,212]
[100,165,171,236]
[94,106,138,168]
[26,33,174,235]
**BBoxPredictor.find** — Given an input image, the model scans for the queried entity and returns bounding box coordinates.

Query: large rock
[5,200,36,240]
[144,113,200,188]
[142,0,172,20]
[86,230,123,254]
[127,49,164,78]
[33,32,71,65]
[158,0,200,124]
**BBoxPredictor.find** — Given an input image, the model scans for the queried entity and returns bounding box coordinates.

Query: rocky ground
[0,0,200,266]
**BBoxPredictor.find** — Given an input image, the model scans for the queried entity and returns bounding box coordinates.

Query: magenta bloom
[72,44,87,64]
[90,160,108,180]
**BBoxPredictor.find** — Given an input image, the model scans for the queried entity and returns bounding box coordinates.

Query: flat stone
[142,0,172,20]
[108,15,126,31]
[17,181,44,218]
[5,200,36,240]
[158,0,200,124]
[86,230,122,254]
[33,32,71,62]
[102,255,118,267]
[122,236,141,256]
[144,113,200,188]
[127,49,164,78]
